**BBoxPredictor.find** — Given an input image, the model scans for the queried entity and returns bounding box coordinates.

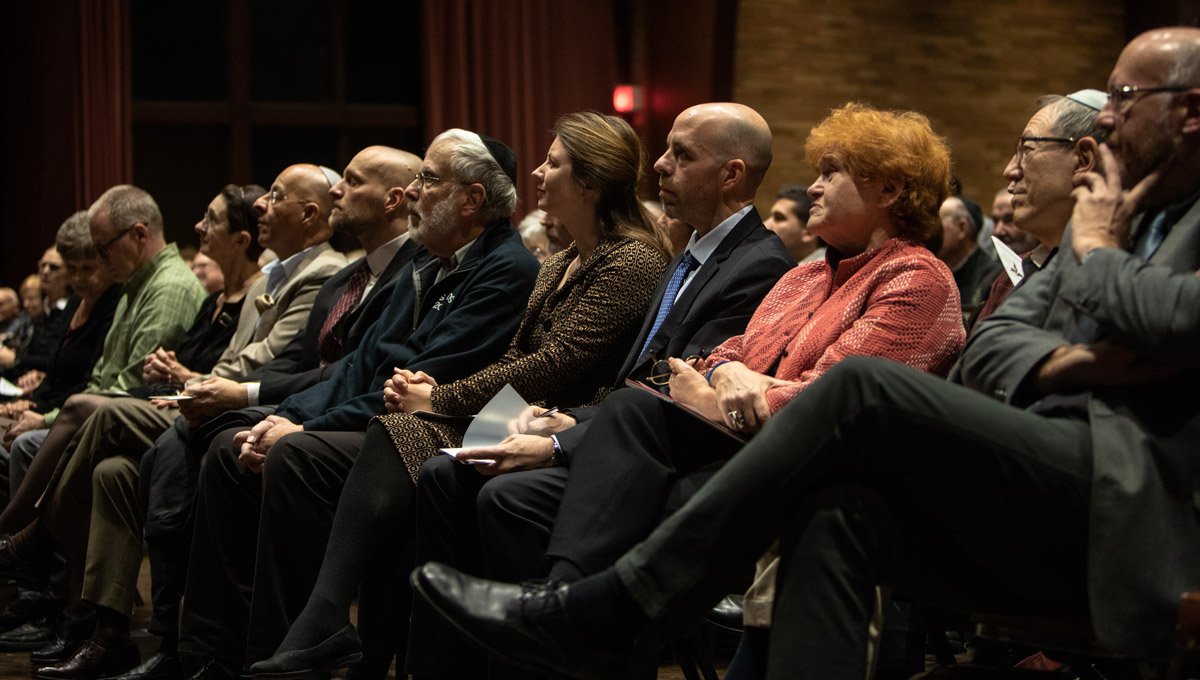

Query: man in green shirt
[0,185,205,535]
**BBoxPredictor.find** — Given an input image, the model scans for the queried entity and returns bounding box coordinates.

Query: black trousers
[546,386,741,575]
[139,407,275,642]
[179,426,363,670]
[610,356,1092,680]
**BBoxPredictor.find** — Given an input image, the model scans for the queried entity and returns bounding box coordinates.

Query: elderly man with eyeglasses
[968,90,1109,329]
[0,186,206,535]
[151,130,539,680]
[416,27,1200,680]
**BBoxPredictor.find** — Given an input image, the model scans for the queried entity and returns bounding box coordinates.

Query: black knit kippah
[478,134,519,186]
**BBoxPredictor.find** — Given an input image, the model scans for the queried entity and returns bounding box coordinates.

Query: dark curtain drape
[420,0,621,220]
[76,0,133,207]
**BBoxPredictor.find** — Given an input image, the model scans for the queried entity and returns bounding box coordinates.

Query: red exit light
[613,85,642,113]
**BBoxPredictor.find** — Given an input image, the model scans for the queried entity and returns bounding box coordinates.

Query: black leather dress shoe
[0,617,59,651]
[108,651,185,680]
[247,625,362,678]
[411,562,622,680]
[0,589,63,632]
[30,612,97,664]
[188,658,250,680]
[33,637,140,680]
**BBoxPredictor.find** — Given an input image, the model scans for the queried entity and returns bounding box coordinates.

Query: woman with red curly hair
[410,102,969,680]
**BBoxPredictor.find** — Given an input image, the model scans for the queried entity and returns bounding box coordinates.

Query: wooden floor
[0,559,728,680]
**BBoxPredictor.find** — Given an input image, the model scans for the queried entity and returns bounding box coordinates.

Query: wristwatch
[550,434,565,467]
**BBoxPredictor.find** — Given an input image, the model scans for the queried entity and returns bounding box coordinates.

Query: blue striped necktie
[640,251,699,357]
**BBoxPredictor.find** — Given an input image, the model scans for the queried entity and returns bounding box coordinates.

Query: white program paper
[992,235,1026,286]
[0,377,21,397]
[439,384,531,464]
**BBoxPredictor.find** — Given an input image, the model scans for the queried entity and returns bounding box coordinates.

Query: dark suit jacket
[962,197,1200,659]
[248,237,422,404]
[557,209,795,462]
[275,221,540,432]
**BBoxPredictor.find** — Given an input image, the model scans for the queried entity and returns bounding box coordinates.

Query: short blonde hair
[805,103,951,241]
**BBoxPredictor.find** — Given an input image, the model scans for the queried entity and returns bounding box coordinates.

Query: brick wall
[734,0,1124,214]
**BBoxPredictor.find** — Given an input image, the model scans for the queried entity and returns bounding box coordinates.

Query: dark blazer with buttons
[249,237,422,404]
[274,221,540,432]
[962,197,1200,660]
[556,208,795,461]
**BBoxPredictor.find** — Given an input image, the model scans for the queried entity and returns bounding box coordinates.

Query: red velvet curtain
[75,0,132,206]
[420,0,621,220]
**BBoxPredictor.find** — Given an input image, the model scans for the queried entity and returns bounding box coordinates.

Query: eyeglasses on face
[412,171,472,190]
[95,226,134,259]
[1107,84,1194,112]
[267,190,309,206]
[1013,136,1076,167]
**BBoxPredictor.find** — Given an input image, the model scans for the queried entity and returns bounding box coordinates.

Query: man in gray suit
[411,27,1200,680]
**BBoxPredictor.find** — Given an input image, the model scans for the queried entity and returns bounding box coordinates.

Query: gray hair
[55,211,96,260]
[1035,94,1109,145]
[517,209,546,238]
[433,129,518,223]
[87,184,164,236]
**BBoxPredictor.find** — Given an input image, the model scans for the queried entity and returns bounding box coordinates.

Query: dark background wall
[3,0,1196,290]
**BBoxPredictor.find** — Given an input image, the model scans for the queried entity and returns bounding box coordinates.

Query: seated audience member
[1,248,68,373]
[157,130,539,680]
[280,103,969,680]
[95,149,421,680]
[0,185,207,539]
[655,210,693,256]
[0,288,21,341]
[237,113,671,680]
[0,276,42,370]
[0,213,122,505]
[0,184,265,663]
[416,27,1200,680]
[972,90,1109,327]
[990,188,1036,255]
[938,194,1001,316]
[727,88,1109,678]
[392,101,795,680]
[541,210,570,254]
[517,209,552,263]
[411,101,968,679]
[190,252,224,295]
[1,171,363,674]
[763,183,824,263]
[19,276,43,324]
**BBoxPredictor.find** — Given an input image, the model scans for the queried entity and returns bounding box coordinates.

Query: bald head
[330,146,423,251]
[253,164,335,260]
[1121,27,1200,85]
[287,164,337,216]
[654,102,773,233]
[1101,27,1200,201]
[678,103,773,194]
[356,146,422,190]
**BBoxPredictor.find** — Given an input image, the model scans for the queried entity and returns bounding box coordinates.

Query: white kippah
[1067,89,1107,111]
[318,166,342,186]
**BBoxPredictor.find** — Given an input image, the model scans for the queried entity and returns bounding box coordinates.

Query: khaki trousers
[39,396,177,615]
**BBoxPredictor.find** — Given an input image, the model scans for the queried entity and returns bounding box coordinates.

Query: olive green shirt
[85,243,207,393]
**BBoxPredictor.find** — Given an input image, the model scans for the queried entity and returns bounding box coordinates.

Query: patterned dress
[376,236,668,482]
